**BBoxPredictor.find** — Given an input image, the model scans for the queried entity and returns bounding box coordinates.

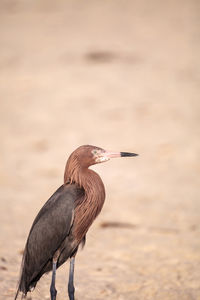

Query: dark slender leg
[50,260,57,300]
[68,257,75,300]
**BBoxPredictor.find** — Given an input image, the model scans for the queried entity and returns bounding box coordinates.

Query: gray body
[17,184,84,295]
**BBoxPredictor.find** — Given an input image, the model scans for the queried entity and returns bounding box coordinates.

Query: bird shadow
[100,221,138,229]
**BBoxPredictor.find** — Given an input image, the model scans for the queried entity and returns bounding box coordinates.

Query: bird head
[69,145,138,168]
[64,145,138,185]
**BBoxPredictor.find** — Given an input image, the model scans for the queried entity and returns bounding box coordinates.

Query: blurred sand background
[0,1,200,299]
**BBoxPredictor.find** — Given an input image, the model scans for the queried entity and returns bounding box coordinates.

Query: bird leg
[50,252,59,300]
[50,260,57,300]
[68,256,75,300]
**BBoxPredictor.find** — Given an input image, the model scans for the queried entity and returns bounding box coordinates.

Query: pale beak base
[104,151,139,159]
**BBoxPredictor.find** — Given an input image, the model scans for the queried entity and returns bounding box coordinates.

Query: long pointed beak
[104,151,139,158]
[120,152,138,157]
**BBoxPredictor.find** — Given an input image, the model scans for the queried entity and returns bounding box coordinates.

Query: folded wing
[17,183,84,295]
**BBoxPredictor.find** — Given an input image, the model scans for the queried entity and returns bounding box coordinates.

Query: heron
[15,145,138,300]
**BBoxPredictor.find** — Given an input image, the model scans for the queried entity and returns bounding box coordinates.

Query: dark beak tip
[120,152,139,157]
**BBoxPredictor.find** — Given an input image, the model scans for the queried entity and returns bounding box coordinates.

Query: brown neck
[64,160,106,242]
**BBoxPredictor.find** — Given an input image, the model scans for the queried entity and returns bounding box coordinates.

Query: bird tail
[14,266,36,300]
[14,247,32,300]
[14,287,20,300]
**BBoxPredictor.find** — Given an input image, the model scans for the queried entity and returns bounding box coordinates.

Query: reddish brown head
[64,145,138,185]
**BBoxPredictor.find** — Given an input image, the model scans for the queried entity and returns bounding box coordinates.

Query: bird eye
[92,150,97,155]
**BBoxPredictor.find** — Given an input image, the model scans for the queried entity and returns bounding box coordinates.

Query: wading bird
[15,145,138,300]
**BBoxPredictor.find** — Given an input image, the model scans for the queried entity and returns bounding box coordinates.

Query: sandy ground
[0,1,200,299]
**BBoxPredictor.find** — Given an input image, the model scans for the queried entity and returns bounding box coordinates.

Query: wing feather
[18,183,84,294]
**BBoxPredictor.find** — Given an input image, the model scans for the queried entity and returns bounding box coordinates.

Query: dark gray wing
[19,183,84,294]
